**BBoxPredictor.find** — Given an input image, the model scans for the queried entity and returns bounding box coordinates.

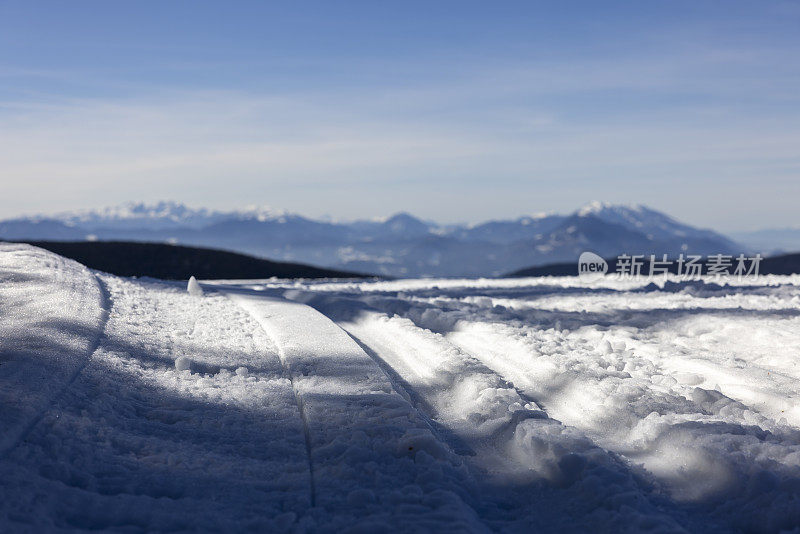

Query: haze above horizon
[1,1,799,231]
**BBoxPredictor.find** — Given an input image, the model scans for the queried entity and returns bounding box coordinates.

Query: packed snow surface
[3,243,800,532]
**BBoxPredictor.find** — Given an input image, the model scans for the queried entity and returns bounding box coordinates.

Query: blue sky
[1,1,799,229]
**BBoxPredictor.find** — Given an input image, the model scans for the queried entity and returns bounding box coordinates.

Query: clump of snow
[187,276,204,297]
[174,356,193,372]
[235,366,248,377]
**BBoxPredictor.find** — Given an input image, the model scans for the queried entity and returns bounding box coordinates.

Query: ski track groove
[342,328,476,457]
[333,297,542,413]
[221,290,317,509]
[314,295,657,490]
[378,305,653,463]
[295,292,554,450]
[0,273,111,461]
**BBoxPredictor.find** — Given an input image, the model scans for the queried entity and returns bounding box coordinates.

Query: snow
[0,244,107,458]
[3,243,800,532]
[174,355,193,372]
[187,275,204,296]
[219,288,482,529]
[49,201,231,231]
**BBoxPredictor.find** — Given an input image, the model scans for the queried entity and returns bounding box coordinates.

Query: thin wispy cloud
[0,1,798,229]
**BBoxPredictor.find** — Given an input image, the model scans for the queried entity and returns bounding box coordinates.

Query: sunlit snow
[3,243,800,532]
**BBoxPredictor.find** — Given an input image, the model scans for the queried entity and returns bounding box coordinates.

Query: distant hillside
[11,241,371,280]
[506,252,800,277]
[1,200,745,277]
[733,227,800,256]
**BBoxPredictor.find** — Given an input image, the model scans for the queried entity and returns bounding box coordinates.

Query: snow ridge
[0,245,110,459]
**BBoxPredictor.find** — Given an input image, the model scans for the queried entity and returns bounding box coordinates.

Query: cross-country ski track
[4,243,800,532]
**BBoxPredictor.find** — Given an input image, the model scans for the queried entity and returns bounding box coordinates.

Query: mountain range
[732,228,800,257]
[0,201,749,277]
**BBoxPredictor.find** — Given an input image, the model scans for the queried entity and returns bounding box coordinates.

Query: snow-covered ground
[3,244,800,532]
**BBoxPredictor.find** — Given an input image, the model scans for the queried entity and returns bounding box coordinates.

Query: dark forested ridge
[12,241,372,280]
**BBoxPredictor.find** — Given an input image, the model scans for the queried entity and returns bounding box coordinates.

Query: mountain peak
[385,212,422,223]
[47,201,226,230]
[55,200,207,220]
[235,205,291,222]
[382,212,432,235]
[576,201,646,218]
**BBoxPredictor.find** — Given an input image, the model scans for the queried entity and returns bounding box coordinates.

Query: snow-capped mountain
[0,201,744,277]
[576,201,734,243]
[53,201,232,230]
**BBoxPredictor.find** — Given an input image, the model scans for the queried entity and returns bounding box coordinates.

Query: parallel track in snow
[0,273,111,461]
[342,329,477,456]
[300,293,691,532]
[221,290,318,508]
[215,287,494,531]
[295,293,543,454]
